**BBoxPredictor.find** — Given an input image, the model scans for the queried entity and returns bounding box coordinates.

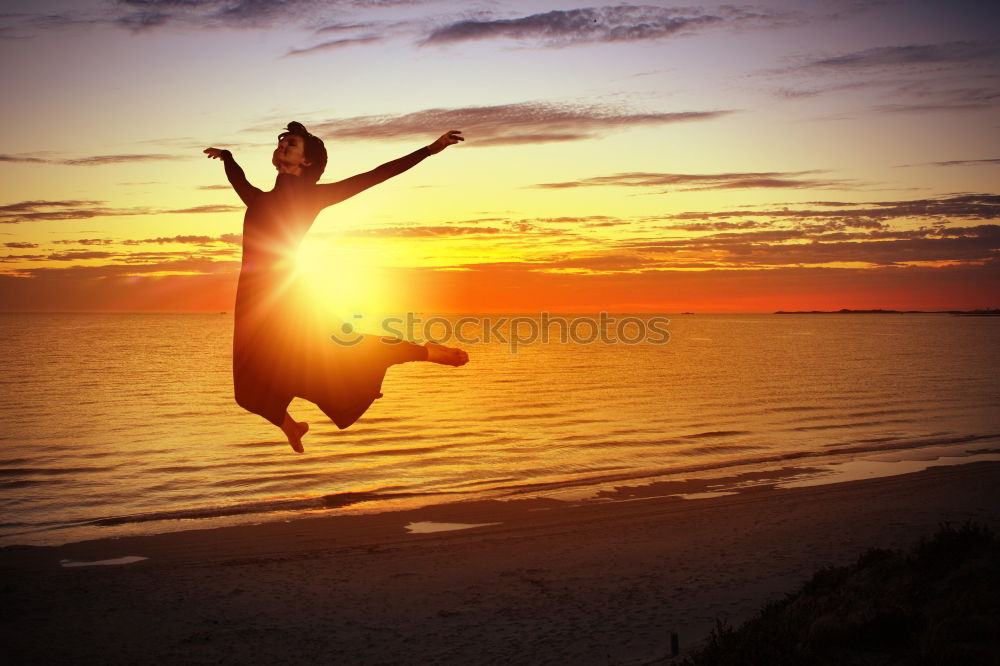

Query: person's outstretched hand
[203,147,225,159]
[427,130,464,154]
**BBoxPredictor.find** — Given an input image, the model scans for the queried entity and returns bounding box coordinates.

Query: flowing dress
[221,148,432,429]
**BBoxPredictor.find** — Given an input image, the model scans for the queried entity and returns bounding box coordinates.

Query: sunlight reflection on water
[1,312,998,545]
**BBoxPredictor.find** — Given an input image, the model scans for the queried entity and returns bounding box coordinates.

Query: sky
[0,0,998,313]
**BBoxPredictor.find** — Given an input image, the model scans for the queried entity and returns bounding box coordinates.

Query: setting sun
[294,241,397,320]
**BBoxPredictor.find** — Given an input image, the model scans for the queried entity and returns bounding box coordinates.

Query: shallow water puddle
[60,556,148,568]
[677,491,740,500]
[405,521,501,534]
[780,451,1000,489]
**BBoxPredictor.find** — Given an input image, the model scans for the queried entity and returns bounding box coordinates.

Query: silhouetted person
[204,123,467,452]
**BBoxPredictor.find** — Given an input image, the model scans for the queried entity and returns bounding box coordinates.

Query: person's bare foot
[281,417,309,453]
[424,341,469,366]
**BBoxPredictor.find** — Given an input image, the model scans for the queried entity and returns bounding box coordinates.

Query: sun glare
[294,242,394,320]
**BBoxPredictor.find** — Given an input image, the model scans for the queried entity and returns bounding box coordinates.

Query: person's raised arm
[315,130,463,209]
[204,147,263,207]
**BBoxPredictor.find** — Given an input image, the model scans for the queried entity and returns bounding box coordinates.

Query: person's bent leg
[423,341,468,367]
[371,336,468,366]
[367,336,428,365]
[280,411,309,453]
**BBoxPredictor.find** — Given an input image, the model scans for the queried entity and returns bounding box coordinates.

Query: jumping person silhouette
[204,123,467,453]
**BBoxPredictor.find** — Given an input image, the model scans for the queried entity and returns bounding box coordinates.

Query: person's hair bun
[277,121,327,183]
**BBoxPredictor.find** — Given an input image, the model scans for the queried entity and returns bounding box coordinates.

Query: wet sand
[2,461,998,665]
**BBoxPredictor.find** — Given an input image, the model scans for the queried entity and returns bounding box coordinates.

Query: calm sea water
[1,312,998,546]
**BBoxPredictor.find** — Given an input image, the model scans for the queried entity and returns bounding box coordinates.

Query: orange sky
[1,0,998,313]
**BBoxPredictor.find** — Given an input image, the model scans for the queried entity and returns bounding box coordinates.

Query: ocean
[1,312,998,546]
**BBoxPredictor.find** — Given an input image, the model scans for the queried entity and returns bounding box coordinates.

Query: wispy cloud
[0,0,435,38]
[285,35,382,56]
[163,205,242,214]
[4,241,38,249]
[12,257,241,279]
[314,21,380,34]
[821,0,893,22]
[64,153,185,166]
[438,221,1000,271]
[120,249,238,261]
[0,154,48,164]
[773,76,1000,117]
[338,216,581,238]
[627,224,1000,267]
[658,221,770,232]
[0,200,136,224]
[120,234,242,245]
[0,254,46,262]
[0,152,185,166]
[804,40,1000,71]
[906,157,1000,168]
[46,250,117,261]
[421,5,789,48]
[534,170,855,191]
[112,0,332,31]
[776,39,1000,114]
[772,78,886,100]
[874,87,1000,113]
[666,194,1000,224]
[0,199,239,224]
[52,238,115,245]
[342,225,506,237]
[540,253,661,272]
[306,102,732,146]
[423,6,720,47]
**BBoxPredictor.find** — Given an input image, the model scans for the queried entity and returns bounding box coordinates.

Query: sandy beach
[2,460,998,665]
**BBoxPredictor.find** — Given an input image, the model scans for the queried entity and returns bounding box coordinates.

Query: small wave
[160,410,212,418]
[855,435,906,444]
[767,405,826,413]
[440,477,520,490]
[844,408,920,418]
[550,417,607,426]
[823,433,1000,456]
[476,432,1000,499]
[682,430,752,439]
[209,471,323,488]
[0,466,117,477]
[792,418,921,432]
[678,444,763,456]
[574,438,685,451]
[344,444,461,458]
[506,411,581,420]
[429,430,499,439]
[229,440,281,449]
[144,465,211,474]
[86,489,438,527]
[349,432,450,445]
[0,479,59,489]
[791,422,869,432]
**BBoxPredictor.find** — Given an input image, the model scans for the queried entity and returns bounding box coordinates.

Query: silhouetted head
[274,121,327,183]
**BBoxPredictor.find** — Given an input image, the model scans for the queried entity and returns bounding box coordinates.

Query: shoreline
[6,438,998,550]
[3,461,998,664]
